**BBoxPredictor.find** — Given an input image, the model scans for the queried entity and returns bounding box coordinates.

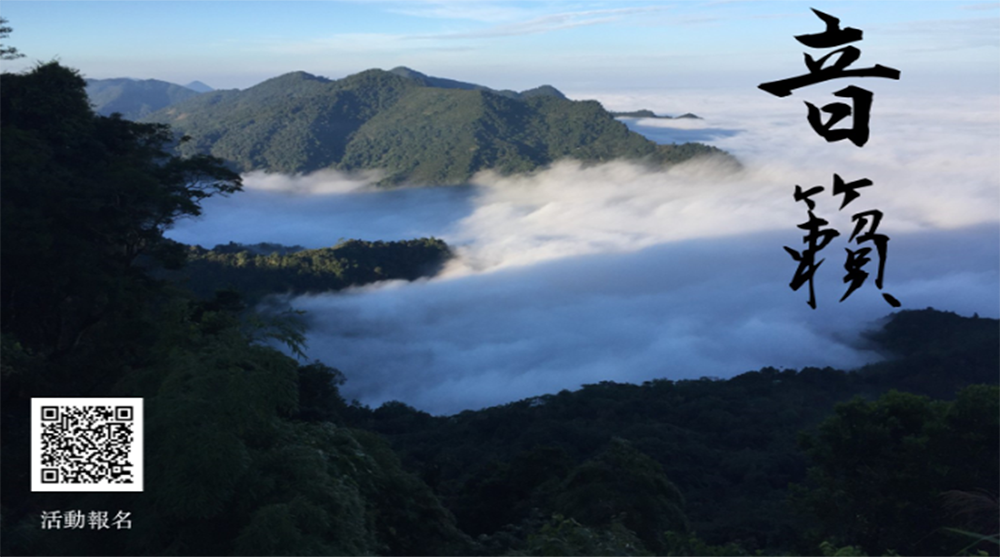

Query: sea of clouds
[168,89,999,415]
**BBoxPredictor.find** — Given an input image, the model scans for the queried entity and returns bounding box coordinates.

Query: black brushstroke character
[758,8,900,146]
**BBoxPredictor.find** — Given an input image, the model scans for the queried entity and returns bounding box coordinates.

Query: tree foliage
[177,238,452,303]
[794,385,999,556]
[1,62,241,360]
[554,438,688,553]
[520,514,650,556]
[0,17,24,60]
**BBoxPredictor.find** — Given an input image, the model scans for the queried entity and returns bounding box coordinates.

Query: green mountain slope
[388,66,566,100]
[144,68,733,184]
[85,77,204,119]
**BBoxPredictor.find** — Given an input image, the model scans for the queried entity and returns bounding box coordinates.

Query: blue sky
[1,1,997,94]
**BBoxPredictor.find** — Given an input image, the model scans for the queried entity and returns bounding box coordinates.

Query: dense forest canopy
[176,239,452,303]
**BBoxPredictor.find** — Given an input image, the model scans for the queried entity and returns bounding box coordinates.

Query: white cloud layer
[167,90,1000,415]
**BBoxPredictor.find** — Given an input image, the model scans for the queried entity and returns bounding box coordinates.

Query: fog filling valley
[168,91,1000,415]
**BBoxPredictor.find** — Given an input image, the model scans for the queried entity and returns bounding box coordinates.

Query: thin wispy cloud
[880,17,1000,52]
[742,12,804,21]
[244,33,416,55]
[960,3,1000,11]
[239,6,670,55]
[699,0,760,7]
[429,6,665,39]
[384,1,533,23]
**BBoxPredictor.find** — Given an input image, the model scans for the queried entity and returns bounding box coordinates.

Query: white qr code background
[31,398,144,492]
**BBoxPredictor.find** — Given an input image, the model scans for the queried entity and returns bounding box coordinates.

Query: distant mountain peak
[519,85,566,100]
[385,67,565,101]
[184,80,214,93]
[85,77,204,120]
[269,71,330,83]
[389,66,428,80]
[608,109,703,120]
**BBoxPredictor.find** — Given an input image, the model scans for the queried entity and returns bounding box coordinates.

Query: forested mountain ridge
[174,238,452,303]
[143,68,734,184]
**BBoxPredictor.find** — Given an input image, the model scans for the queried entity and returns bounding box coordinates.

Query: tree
[1,62,241,553]
[1,62,241,362]
[794,390,939,554]
[523,514,650,556]
[793,386,1000,555]
[555,438,689,553]
[0,17,25,60]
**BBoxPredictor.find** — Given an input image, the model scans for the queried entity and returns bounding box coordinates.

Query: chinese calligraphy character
[759,8,900,146]
[112,510,132,530]
[40,510,62,530]
[89,511,110,530]
[63,510,86,529]
[784,175,900,308]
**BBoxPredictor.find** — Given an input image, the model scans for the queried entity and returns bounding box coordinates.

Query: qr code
[31,398,143,492]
